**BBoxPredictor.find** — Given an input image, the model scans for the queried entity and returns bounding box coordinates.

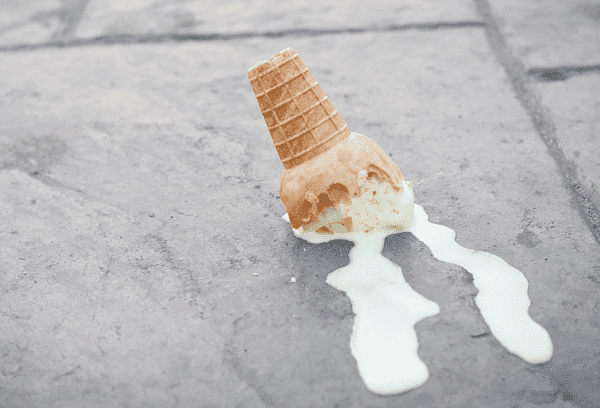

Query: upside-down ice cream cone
[247,47,351,168]
[248,48,414,234]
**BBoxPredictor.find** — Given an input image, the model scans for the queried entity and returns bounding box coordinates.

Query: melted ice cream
[283,192,553,395]
[300,173,415,235]
[408,204,553,365]
[328,231,440,395]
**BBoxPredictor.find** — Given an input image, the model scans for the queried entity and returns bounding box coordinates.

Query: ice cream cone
[247,48,351,169]
[248,48,407,232]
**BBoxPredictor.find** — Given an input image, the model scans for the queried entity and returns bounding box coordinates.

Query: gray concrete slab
[76,0,481,39]
[0,0,63,46]
[486,0,600,69]
[2,25,599,407]
[538,75,600,214]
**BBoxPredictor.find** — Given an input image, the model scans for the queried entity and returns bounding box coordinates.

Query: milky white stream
[283,202,553,395]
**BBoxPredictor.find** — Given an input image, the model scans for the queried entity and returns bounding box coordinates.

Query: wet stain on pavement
[516,227,541,248]
[549,360,600,408]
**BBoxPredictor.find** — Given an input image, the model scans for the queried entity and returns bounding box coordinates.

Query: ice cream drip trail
[283,203,553,396]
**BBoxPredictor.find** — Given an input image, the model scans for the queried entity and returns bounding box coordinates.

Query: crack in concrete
[50,365,81,382]
[0,21,485,53]
[476,0,600,249]
[24,170,141,226]
[134,233,205,308]
[222,312,273,408]
[528,64,600,82]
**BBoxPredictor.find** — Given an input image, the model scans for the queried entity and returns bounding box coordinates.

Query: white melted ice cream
[283,181,553,395]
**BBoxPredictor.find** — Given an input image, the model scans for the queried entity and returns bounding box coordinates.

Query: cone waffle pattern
[248,48,351,169]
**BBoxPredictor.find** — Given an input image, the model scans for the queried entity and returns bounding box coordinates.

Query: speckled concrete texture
[0,0,63,46]
[485,0,600,69]
[0,0,89,46]
[537,75,600,214]
[1,1,599,408]
[75,0,480,39]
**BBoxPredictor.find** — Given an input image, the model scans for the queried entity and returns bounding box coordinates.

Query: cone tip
[247,47,298,80]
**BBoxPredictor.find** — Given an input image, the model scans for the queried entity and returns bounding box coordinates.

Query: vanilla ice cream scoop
[247,48,414,234]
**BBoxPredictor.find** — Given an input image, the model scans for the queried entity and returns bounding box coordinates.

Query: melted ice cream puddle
[283,189,553,395]
[408,204,553,364]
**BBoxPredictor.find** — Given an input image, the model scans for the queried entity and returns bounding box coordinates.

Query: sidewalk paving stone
[486,0,600,69]
[538,75,600,213]
[76,0,481,39]
[0,0,63,46]
[1,15,600,408]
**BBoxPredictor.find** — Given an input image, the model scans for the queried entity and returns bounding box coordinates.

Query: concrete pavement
[1,1,599,407]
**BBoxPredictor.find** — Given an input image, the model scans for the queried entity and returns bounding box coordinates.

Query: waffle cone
[248,48,351,169]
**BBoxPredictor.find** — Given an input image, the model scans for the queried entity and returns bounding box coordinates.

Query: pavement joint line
[528,64,600,82]
[0,21,485,53]
[475,0,600,246]
[1,7,596,240]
